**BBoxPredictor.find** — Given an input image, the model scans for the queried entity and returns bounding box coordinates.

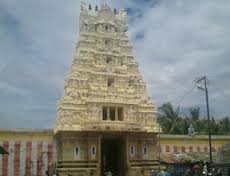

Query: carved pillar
[115,107,118,121]
[100,107,103,121]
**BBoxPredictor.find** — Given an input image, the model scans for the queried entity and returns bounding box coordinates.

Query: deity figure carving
[88,104,100,120]
[125,106,136,122]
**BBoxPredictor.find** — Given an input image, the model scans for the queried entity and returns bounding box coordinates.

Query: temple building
[54,1,159,176]
[0,1,230,176]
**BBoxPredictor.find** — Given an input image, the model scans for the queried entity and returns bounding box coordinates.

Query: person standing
[157,168,171,176]
[203,163,208,176]
[217,168,222,176]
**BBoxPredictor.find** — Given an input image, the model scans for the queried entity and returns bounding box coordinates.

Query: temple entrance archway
[101,137,126,176]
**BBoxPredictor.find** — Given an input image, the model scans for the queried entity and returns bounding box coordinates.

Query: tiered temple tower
[55,1,160,176]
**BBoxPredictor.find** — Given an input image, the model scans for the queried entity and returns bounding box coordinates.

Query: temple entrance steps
[56,160,99,176]
[129,160,159,168]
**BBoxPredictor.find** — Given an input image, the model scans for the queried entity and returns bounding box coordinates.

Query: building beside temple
[54,1,159,176]
[159,135,230,175]
[0,129,54,176]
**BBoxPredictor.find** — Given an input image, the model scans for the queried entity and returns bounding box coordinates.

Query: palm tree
[185,107,200,132]
[218,117,230,135]
[158,103,182,134]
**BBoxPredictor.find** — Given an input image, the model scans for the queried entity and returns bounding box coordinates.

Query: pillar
[107,107,110,120]
[115,107,118,121]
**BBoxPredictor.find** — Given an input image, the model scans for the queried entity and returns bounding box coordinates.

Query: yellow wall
[1,129,230,155]
[0,129,53,142]
[159,135,230,154]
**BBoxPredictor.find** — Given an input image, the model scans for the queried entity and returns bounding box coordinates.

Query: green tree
[158,103,182,134]
[186,107,200,133]
[178,117,190,135]
[218,117,230,135]
[158,102,230,135]
[0,146,8,155]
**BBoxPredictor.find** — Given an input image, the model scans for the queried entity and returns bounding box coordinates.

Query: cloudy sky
[0,0,230,129]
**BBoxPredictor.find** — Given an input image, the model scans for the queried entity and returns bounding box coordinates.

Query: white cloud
[129,0,230,117]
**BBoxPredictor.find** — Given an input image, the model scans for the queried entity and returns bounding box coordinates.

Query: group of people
[150,167,223,176]
[150,168,172,176]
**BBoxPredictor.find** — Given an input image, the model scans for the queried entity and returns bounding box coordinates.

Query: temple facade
[54,1,159,176]
[0,129,229,176]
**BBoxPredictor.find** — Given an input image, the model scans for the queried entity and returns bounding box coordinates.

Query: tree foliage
[158,103,181,134]
[157,102,230,135]
[0,146,8,155]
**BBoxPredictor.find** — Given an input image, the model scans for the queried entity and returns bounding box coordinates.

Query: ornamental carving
[87,103,101,120]
[125,106,136,122]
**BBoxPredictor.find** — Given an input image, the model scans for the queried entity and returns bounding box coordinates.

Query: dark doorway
[101,138,125,176]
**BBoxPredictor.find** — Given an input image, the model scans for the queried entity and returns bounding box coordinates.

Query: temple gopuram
[54,1,159,176]
[1,1,230,176]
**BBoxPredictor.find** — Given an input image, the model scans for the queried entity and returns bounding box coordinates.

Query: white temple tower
[55,1,160,176]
